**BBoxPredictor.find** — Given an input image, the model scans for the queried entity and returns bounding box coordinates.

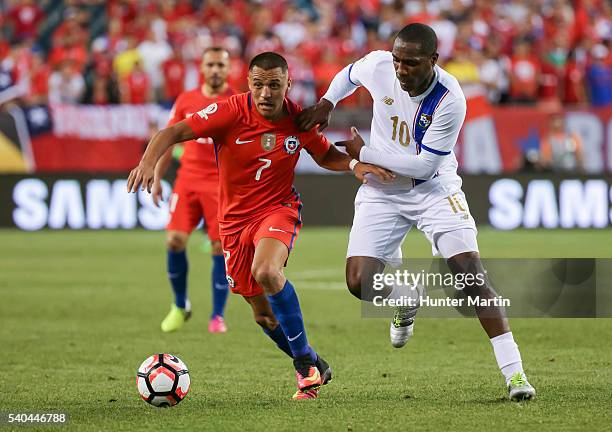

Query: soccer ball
[136,354,190,407]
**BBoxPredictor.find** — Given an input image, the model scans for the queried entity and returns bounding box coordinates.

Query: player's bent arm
[359,147,443,179]
[127,122,195,193]
[141,122,195,167]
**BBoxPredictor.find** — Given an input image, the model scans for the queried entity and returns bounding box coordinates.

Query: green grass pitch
[1,227,611,431]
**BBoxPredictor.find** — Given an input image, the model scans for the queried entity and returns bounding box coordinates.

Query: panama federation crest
[418,113,432,129]
[283,136,300,154]
[261,133,276,151]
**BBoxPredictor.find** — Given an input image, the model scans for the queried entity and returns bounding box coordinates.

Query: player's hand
[295,98,334,131]
[353,162,395,184]
[151,179,163,207]
[127,160,155,193]
[335,126,364,160]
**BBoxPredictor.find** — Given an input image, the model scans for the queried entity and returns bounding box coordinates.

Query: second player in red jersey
[128,52,393,400]
[152,47,234,334]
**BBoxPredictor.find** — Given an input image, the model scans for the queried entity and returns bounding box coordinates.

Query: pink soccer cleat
[208,315,227,333]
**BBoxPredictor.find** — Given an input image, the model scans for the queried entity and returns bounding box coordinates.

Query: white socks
[490,332,524,384]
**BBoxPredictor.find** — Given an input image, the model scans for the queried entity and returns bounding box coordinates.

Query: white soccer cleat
[508,372,536,401]
[390,314,414,348]
[389,284,422,348]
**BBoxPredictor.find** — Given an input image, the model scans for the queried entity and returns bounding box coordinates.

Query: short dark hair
[249,52,288,73]
[203,46,229,56]
[396,23,438,56]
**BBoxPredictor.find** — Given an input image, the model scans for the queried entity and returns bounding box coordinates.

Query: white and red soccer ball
[136,354,190,407]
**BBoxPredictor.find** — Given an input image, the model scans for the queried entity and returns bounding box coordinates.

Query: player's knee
[251,263,282,290]
[166,232,187,252]
[345,267,363,299]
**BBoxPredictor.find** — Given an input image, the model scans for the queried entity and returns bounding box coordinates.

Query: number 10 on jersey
[390,116,410,147]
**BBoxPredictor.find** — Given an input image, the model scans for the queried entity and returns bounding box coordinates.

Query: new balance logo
[382,96,394,105]
[235,138,253,145]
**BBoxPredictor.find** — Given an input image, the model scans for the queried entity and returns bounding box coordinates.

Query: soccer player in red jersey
[128,52,393,399]
[152,47,234,334]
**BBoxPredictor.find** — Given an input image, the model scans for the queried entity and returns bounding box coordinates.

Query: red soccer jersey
[167,87,234,184]
[184,92,331,235]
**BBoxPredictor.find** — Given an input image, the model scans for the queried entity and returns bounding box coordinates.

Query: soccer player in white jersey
[297,23,536,401]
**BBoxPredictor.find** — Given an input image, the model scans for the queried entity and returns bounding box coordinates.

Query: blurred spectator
[26,51,50,105]
[0,33,10,62]
[477,38,509,104]
[586,44,612,107]
[113,35,141,81]
[121,60,151,104]
[161,46,186,105]
[539,33,571,108]
[48,61,85,104]
[6,0,43,42]
[84,59,119,105]
[444,47,480,89]
[563,48,587,105]
[274,5,308,51]
[1,0,611,109]
[508,39,540,104]
[138,30,172,98]
[313,47,343,101]
[52,8,89,49]
[539,113,584,172]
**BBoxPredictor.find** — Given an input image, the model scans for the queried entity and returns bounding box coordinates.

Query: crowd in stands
[0,0,611,108]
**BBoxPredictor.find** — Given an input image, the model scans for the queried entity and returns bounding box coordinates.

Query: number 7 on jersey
[255,158,272,181]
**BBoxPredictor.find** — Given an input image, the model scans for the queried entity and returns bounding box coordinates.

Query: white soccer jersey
[324,50,467,192]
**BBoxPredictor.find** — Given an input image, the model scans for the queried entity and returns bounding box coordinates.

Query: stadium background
[1,1,612,431]
[0,0,611,230]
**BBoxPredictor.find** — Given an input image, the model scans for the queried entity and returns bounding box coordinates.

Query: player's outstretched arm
[311,144,394,183]
[127,122,195,193]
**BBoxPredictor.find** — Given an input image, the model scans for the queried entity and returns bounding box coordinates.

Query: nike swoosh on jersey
[235,138,254,145]
[287,331,303,342]
[269,227,290,234]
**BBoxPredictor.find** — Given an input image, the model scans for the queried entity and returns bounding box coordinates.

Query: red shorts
[166,177,220,241]
[221,203,302,297]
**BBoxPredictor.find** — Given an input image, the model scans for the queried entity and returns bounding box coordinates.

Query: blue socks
[263,325,293,357]
[266,280,312,359]
[167,250,188,309]
[211,254,229,318]
[167,251,229,317]
[261,325,318,362]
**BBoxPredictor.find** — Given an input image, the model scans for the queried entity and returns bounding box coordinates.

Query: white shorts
[347,183,478,265]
